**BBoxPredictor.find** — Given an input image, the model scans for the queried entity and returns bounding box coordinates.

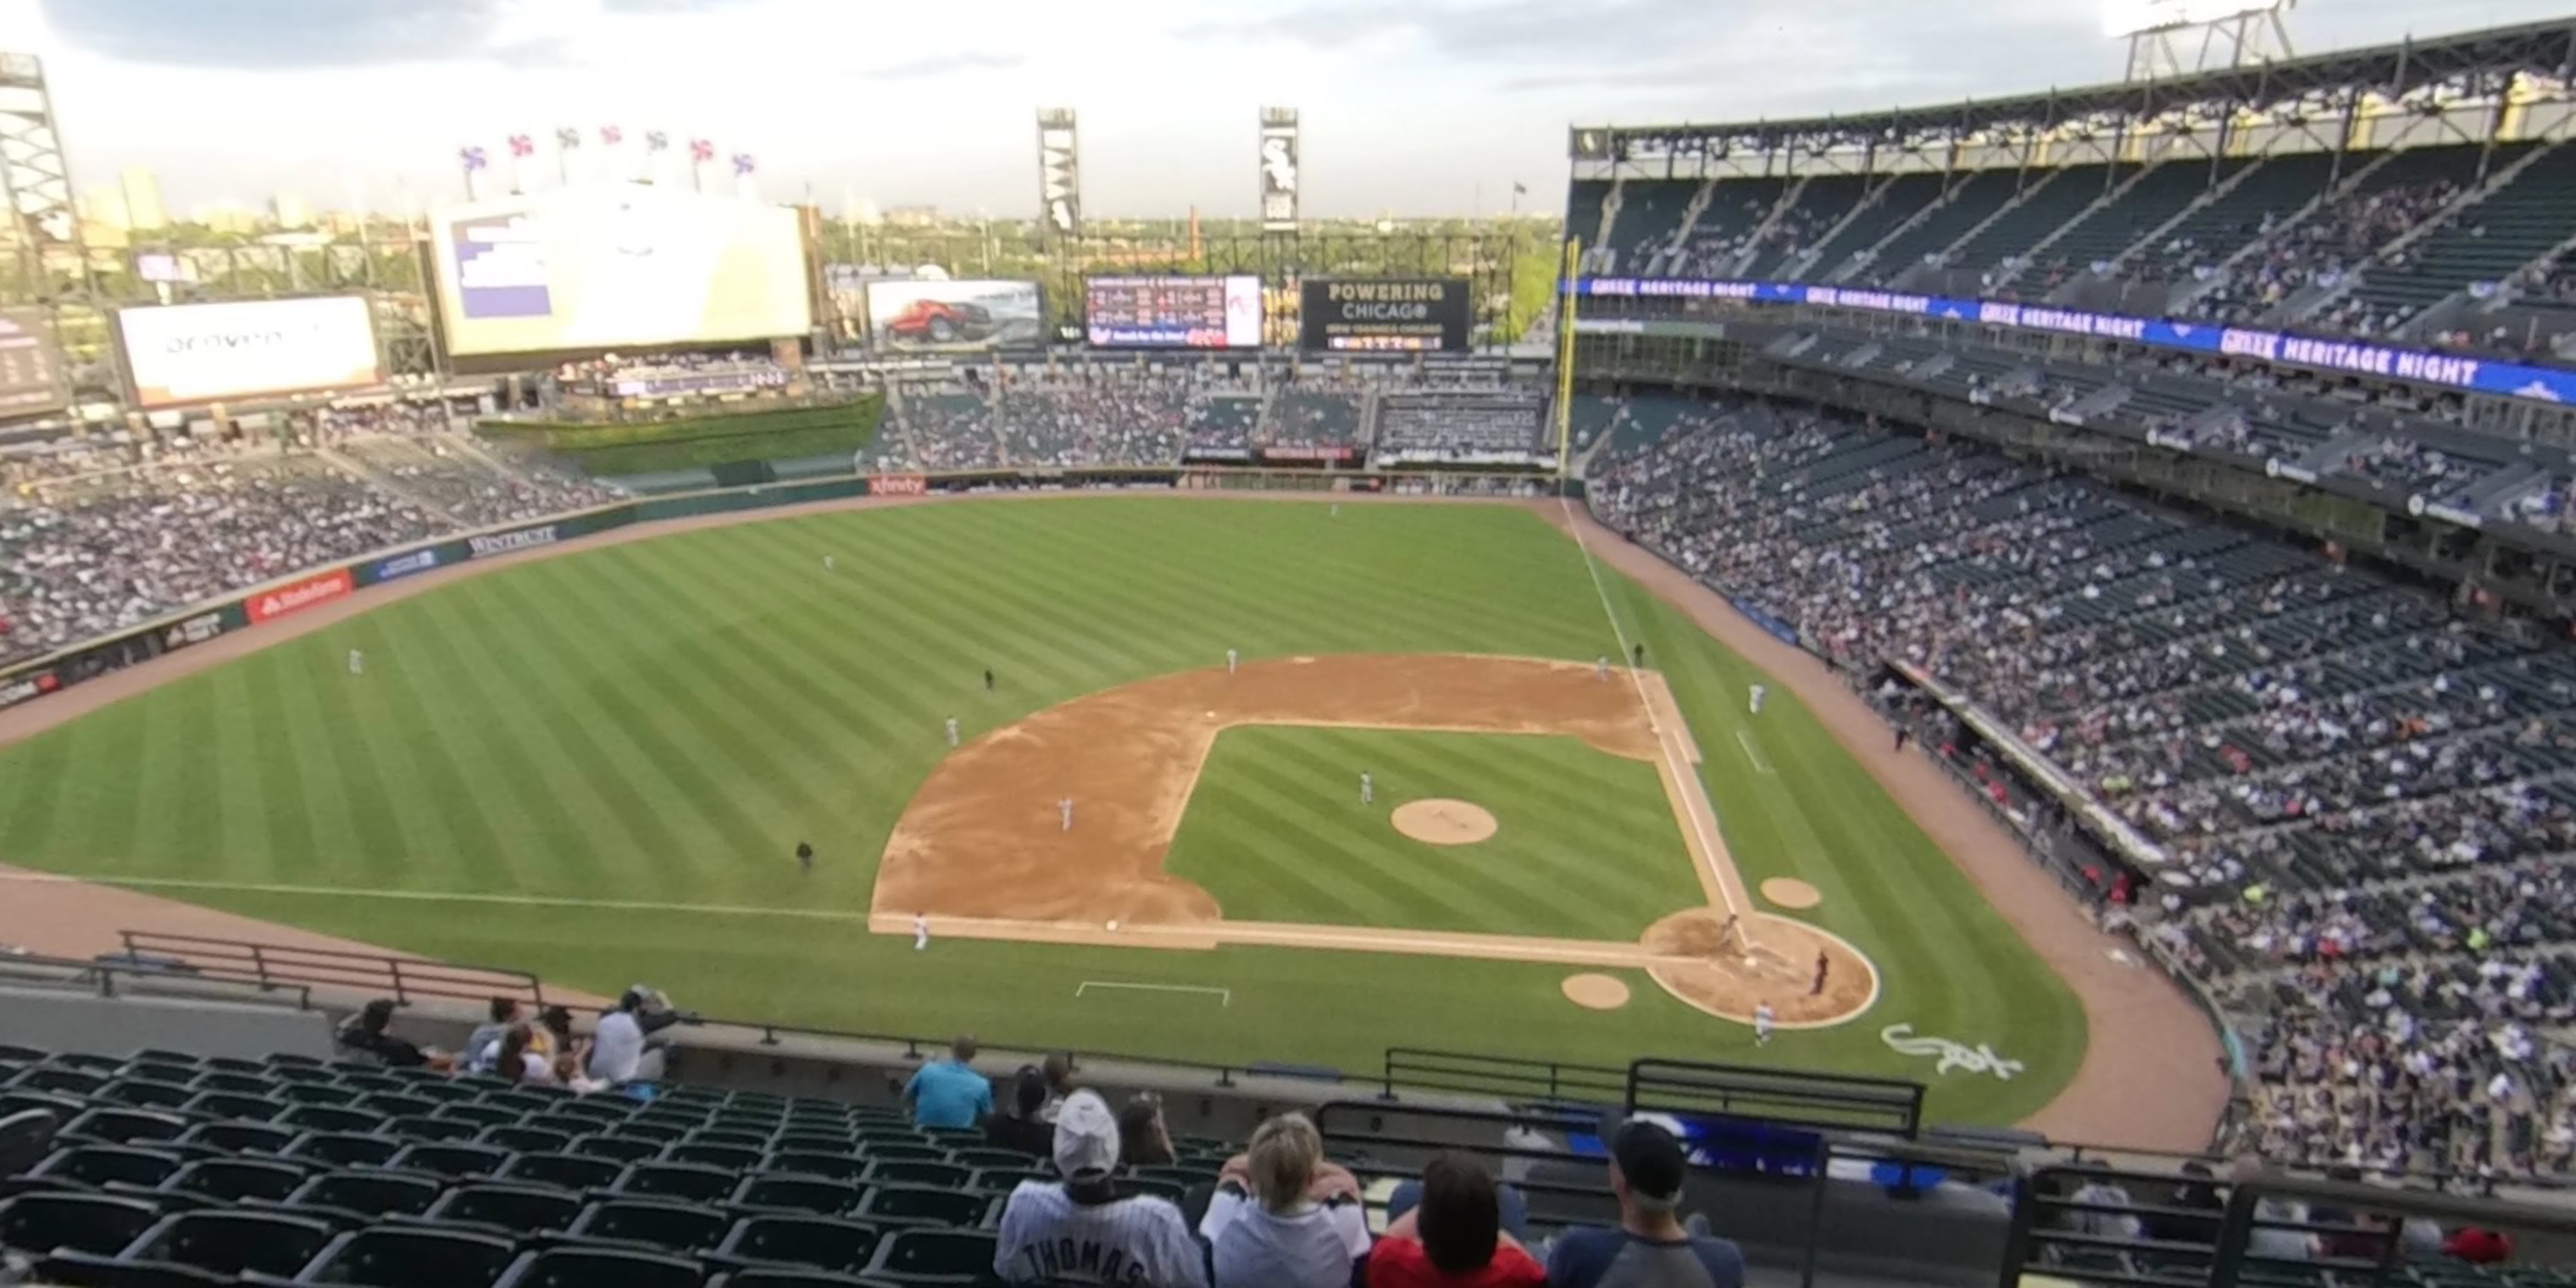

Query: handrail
[0,948,314,1011]
[1380,1047,1629,1104]
[115,930,543,1010]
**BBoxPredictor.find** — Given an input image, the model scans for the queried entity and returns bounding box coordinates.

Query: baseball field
[0,496,2094,1126]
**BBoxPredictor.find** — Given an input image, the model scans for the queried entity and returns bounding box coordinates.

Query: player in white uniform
[1225,648,1239,675]
[1596,655,1610,681]
[1059,797,1074,832]
[913,913,930,951]
[824,554,836,573]
[347,649,364,675]
[1359,772,1374,806]
[945,717,960,747]
[1753,1001,1776,1046]
[1750,684,1767,713]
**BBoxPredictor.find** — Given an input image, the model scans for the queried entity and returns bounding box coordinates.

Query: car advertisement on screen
[117,297,381,409]
[1085,275,1263,349]
[430,183,812,355]
[864,280,1043,353]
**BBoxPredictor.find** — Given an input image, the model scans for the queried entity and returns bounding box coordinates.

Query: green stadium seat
[1131,1166,1209,1189]
[433,1102,521,1130]
[387,1115,485,1144]
[765,1151,868,1182]
[771,1131,857,1154]
[360,1093,441,1119]
[33,1248,238,1288]
[284,1131,402,1168]
[499,1152,622,1192]
[277,1083,364,1108]
[333,1074,408,1096]
[423,1182,584,1236]
[856,1184,989,1230]
[178,1092,284,1123]
[115,1065,200,1090]
[480,1125,575,1154]
[33,1146,185,1190]
[865,1227,999,1284]
[664,1141,765,1171]
[863,1160,968,1189]
[388,1142,510,1179]
[476,1090,564,1116]
[568,1134,658,1164]
[615,1159,739,1203]
[64,1108,189,1146]
[607,1119,686,1145]
[13,1067,111,1097]
[946,1149,1035,1171]
[300,1224,521,1288]
[286,1169,443,1219]
[493,1245,706,1288]
[186,1071,274,1097]
[163,1158,309,1203]
[280,1105,381,1135]
[713,1213,886,1276]
[861,1144,949,1164]
[0,1191,163,1257]
[97,1080,196,1112]
[731,1173,865,1217]
[708,1268,877,1288]
[127,1052,200,1069]
[691,1128,773,1151]
[966,1169,1042,1196]
[125,1208,336,1279]
[568,1196,732,1253]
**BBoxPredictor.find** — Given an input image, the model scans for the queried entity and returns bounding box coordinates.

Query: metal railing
[114,930,544,1010]
[1379,1047,1629,1104]
[0,949,314,1011]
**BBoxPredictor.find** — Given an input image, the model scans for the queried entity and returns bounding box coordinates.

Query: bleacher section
[2335,142,2576,337]
[1935,164,2115,285]
[1260,386,1366,452]
[1371,394,1550,464]
[1854,169,2018,285]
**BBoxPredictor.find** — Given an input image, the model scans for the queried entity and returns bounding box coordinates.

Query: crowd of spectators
[336,986,692,1092]
[1589,396,2576,1178]
[0,408,626,667]
[2183,180,2461,325]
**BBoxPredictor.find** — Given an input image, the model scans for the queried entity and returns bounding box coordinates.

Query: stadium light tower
[2105,0,2298,82]
[0,53,90,304]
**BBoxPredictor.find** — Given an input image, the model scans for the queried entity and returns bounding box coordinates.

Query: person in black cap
[1546,1119,1745,1288]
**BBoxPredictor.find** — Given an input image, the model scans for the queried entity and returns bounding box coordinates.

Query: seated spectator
[335,997,454,1070]
[1368,1152,1545,1288]
[1120,1093,1176,1169]
[905,1034,994,1130]
[1548,1119,1745,1288]
[463,997,523,1074]
[993,1089,1208,1287]
[2146,1162,2223,1244]
[1203,1112,1369,1288]
[1041,1050,1079,1121]
[987,1066,1054,1158]
[587,985,683,1085]
[495,1024,557,1086]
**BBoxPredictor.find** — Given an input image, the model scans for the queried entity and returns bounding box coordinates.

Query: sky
[3,0,2567,221]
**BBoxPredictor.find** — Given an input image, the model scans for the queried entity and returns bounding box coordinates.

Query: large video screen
[0,308,69,417]
[866,280,1043,353]
[1085,275,1262,349]
[431,184,811,355]
[1302,277,1472,353]
[119,297,380,408]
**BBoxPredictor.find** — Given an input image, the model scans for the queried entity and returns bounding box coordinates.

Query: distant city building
[191,200,259,235]
[271,192,312,229]
[78,184,130,230]
[119,164,167,231]
[852,198,882,226]
[885,204,941,226]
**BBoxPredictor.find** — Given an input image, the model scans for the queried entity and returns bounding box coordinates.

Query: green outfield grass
[0,497,2086,1125]
[1165,727,1703,941]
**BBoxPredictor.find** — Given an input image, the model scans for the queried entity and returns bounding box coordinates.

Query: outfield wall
[0,467,1563,717]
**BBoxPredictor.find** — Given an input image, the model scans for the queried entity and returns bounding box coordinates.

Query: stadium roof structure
[1569,17,2576,166]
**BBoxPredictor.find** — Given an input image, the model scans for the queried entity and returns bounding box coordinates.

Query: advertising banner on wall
[244,569,355,625]
[0,307,71,417]
[118,297,380,408]
[1258,108,1299,233]
[1085,276,1263,349]
[1300,278,1471,353]
[865,280,1044,353]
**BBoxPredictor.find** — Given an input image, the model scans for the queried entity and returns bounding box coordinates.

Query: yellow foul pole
[1554,236,1580,481]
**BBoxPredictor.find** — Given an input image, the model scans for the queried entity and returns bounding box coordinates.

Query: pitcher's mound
[1760,878,1822,909]
[1392,799,1498,846]
[1562,974,1630,1009]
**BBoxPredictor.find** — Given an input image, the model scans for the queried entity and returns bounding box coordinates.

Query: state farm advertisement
[119,297,381,408]
[246,569,354,625]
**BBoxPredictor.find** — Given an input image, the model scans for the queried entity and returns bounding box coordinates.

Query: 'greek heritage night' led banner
[1569,276,2576,407]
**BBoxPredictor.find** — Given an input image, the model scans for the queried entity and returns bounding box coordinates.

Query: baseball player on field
[945,717,960,747]
[1754,1001,1776,1046]
[1226,647,1239,675]
[1596,655,1610,681]
[913,913,930,951]
[1059,797,1074,831]
[347,649,364,675]
[1750,684,1768,714]
[1359,772,1374,806]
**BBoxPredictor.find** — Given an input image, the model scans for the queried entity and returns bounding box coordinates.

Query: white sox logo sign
[1880,1024,2024,1080]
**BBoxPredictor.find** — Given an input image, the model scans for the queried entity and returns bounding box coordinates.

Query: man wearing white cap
[994,1089,1208,1287]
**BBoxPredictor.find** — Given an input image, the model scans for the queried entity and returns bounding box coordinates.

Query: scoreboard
[1085,275,1262,349]
[0,308,69,418]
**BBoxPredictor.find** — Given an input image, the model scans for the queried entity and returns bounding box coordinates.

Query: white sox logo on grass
[247,569,353,625]
[468,525,559,559]
[1881,1024,2024,1080]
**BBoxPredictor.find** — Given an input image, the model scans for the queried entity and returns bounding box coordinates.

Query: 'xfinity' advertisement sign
[1570,276,2576,406]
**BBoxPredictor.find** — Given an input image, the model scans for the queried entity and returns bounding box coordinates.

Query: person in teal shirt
[906,1035,996,1129]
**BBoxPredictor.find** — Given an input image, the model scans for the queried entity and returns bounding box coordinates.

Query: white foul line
[1555,496,1741,922]
[0,869,870,920]
[1075,980,1231,1007]
[1735,730,1776,775]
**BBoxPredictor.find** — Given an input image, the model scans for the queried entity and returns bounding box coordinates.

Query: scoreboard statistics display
[1085,275,1262,349]
[1300,277,1472,353]
[0,308,70,417]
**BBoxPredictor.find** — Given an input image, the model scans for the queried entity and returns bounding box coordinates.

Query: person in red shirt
[1366,1153,1544,1288]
